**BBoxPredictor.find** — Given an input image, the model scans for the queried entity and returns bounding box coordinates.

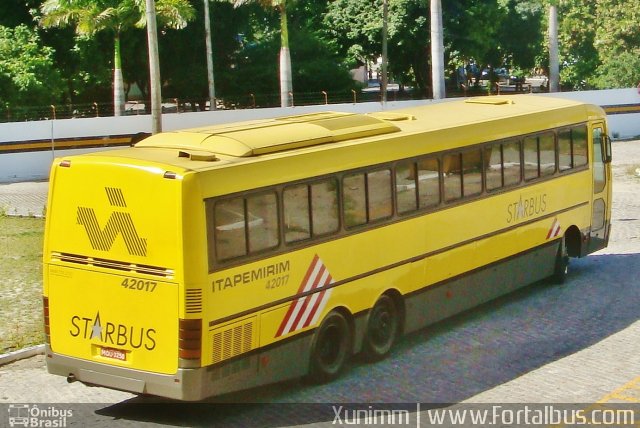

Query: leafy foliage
[593,49,640,89]
[591,0,640,88]
[226,28,357,105]
[1,0,639,116]
[0,25,64,110]
[557,0,598,89]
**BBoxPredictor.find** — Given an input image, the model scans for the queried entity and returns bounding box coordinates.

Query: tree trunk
[548,4,560,92]
[113,32,125,116]
[279,3,293,107]
[145,0,162,133]
[204,0,216,110]
[381,0,388,104]
[430,0,445,100]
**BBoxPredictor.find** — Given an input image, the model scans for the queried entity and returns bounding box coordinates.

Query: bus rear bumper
[45,333,313,401]
[45,345,210,401]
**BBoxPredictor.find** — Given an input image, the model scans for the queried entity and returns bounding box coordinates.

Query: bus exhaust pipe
[67,374,77,384]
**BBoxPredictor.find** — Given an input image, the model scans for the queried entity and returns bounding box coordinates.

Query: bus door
[588,123,612,253]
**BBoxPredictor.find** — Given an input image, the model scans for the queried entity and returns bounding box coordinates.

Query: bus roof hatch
[135,112,400,158]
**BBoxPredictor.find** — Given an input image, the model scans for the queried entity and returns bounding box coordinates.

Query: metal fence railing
[1,83,542,124]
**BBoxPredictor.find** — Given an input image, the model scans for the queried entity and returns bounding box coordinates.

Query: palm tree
[548,2,560,92]
[430,0,445,99]
[203,0,216,110]
[231,0,293,107]
[40,0,194,116]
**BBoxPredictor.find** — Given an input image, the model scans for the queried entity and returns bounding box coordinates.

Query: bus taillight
[179,318,202,363]
[43,297,50,344]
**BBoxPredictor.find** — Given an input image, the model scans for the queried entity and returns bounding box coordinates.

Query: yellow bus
[43,94,612,400]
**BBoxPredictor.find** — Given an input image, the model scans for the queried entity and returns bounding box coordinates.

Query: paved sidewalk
[0,181,48,217]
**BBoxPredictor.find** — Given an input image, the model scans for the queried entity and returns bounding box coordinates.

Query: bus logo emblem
[76,187,148,257]
[547,218,562,239]
[275,255,333,337]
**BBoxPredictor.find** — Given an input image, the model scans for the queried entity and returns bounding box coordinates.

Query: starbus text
[69,314,157,350]
[506,194,547,224]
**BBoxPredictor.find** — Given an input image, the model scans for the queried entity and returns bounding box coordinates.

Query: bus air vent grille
[51,252,174,278]
[185,289,203,313]
[211,319,254,364]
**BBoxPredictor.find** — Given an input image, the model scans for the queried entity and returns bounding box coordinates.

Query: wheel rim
[370,303,394,348]
[318,324,342,369]
[366,296,398,355]
[315,317,348,373]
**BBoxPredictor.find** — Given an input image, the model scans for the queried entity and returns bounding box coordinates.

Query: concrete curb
[0,344,45,367]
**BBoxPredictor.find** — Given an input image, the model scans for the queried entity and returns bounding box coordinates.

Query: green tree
[323,0,421,88]
[39,0,195,116]
[592,0,640,88]
[231,0,293,107]
[0,24,64,118]
[323,0,526,94]
[556,0,597,89]
[228,28,356,106]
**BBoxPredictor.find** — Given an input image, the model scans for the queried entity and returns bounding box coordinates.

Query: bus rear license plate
[100,347,127,361]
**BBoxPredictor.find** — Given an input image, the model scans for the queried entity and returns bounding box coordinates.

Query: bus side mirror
[603,135,612,163]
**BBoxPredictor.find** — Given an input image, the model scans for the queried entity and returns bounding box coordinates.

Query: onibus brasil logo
[7,404,73,427]
[76,187,147,257]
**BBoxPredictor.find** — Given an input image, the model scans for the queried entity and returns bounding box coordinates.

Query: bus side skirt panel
[403,242,559,335]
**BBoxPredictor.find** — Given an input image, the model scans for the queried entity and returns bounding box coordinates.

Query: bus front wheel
[307,311,351,383]
[362,295,399,361]
[552,238,569,284]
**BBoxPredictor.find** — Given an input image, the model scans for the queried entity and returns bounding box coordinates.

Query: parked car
[481,67,510,80]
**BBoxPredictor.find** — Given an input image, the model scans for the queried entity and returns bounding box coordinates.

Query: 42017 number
[266,274,289,290]
[121,278,157,292]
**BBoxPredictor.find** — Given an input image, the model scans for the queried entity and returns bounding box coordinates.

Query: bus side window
[246,193,279,253]
[462,149,482,197]
[343,173,367,227]
[212,193,280,262]
[311,179,340,236]
[395,161,418,214]
[214,198,248,261]
[503,140,521,187]
[443,153,462,202]
[485,143,503,191]
[368,169,393,221]
[573,125,588,167]
[558,129,573,171]
[523,136,539,180]
[417,157,440,208]
[343,169,392,228]
[539,132,556,176]
[284,184,311,243]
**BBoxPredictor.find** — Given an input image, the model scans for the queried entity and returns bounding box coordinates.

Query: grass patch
[0,216,45,353]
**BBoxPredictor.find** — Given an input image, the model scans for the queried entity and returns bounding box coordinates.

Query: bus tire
[362,295,399,362]
[307,311,351,383]
[552,238,569,284]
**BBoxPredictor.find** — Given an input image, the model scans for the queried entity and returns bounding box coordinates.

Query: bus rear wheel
[307,311,351,383]
[362,295,399,361]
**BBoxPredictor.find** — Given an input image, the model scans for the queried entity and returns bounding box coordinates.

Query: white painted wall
[0,100,431,183]
[1,89,638,183]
